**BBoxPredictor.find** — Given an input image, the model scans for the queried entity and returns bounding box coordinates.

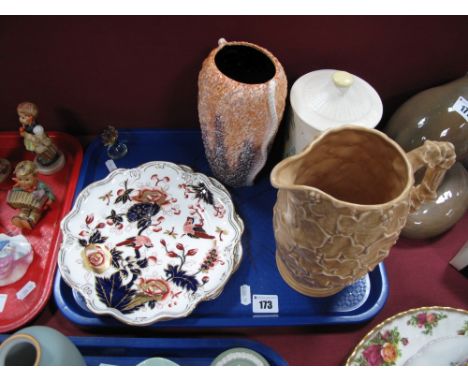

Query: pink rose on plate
[426,313,436,324]
[417,313,427,327]
[138,278,170,301]
[363,344,383,366]
[81,244,111,274]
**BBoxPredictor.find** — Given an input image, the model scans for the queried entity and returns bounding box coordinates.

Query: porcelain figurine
[285,69,383,157]
[198,38,287,187]
[17,101,65,175]
[401,162,468,239]
[101,125,128,160]
[0,326,86,366]
[0,158,11,184]
[7,161,55,230]
[0,234,33,287]
[271,126,456,297]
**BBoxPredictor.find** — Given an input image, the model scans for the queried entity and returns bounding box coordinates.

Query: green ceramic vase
[0,326,86,366]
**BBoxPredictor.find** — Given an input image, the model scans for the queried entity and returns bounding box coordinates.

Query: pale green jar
[0,326,85,366]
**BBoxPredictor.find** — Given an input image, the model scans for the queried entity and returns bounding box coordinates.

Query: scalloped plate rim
[58,161,244,326]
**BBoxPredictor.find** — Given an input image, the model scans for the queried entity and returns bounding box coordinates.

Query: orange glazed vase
[198,38,287,187]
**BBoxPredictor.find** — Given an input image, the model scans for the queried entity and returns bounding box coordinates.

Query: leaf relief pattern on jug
[273,188,411,294]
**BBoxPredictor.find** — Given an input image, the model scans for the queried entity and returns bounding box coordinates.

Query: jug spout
[270,152,305,190]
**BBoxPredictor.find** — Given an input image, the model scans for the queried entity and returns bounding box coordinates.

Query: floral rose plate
[346,306,468,366]
[58,161,244,326]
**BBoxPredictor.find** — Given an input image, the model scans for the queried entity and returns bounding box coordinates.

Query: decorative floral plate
[58,161,244,326]
[346,306,468,366]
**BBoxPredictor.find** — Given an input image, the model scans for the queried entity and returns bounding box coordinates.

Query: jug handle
[406,140,456,213]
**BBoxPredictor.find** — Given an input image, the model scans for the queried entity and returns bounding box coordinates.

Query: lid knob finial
[332,71,354,88]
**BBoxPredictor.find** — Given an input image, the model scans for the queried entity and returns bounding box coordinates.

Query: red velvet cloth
[31,213,468,365]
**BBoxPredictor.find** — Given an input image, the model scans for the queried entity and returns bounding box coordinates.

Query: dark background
[0,16,467,136]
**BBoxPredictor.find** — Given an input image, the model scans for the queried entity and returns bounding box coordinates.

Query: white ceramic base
[35,152,65,175]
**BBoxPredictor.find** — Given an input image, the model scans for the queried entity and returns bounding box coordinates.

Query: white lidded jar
[284,69,383,156]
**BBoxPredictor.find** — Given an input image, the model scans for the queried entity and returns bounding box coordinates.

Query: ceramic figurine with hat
[17,101,65,175]
[7,160,56,230]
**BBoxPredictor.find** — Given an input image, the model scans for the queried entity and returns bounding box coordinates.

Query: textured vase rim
[211,40,284,87]
[0,333,41,366]
[271,125,414,209]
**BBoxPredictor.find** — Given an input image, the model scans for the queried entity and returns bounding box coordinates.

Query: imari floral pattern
[59,162,243,325]
[347,307,468,366]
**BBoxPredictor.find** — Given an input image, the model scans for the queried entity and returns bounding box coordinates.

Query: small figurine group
[2,102,62,230]
[3,103,128,232]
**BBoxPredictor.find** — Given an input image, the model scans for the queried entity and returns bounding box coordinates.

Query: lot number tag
[453,96,468,122]
[252,294,279,314]
[16,281,36,300]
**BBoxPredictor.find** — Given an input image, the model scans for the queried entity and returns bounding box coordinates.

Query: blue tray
[0,335,287,365]
[53,129,388,328]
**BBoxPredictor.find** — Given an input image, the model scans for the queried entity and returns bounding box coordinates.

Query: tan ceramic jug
[271,126,456,297]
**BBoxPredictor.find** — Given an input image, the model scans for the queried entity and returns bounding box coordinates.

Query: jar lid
[290,69,383,131]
